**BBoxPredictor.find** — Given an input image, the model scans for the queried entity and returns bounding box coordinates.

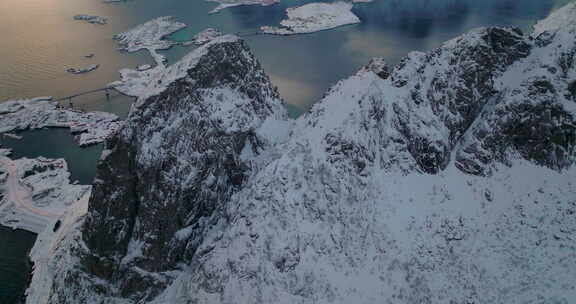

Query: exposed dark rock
[364,58,390,79]
[569,81,576,100]
[80,38,286,300]
[26,4,576,304]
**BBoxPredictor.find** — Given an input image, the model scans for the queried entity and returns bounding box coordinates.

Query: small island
[114,16,186,67]
[73,14,107,25]
[137,64,152,71]
[66,64,99,74]
[261,2,361,35]
[207,0,279,14]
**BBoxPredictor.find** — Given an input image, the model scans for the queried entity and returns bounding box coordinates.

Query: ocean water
[0,0,571,303]
[0,226,36,304]
[0,0,570,110]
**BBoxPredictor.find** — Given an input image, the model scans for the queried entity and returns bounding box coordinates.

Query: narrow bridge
[53,87,116,103]
[235,30,262,37]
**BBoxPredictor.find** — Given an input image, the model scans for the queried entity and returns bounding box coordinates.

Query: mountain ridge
[26,3,576,304]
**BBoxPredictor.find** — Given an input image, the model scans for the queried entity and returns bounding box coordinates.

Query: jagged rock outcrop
[455,5,576,174]
[80,35,288,301]
[27,3,576,304]
[26,36,290,303]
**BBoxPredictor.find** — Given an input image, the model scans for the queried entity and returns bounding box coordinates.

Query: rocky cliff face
[27,3,576,304]
[81,36,289,301]
[26,36,290,303]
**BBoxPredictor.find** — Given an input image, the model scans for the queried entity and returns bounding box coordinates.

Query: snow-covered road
[0,153,91,233]
[0,156,61,219]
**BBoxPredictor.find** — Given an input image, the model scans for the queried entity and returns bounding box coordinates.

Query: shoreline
[0,97,123,148]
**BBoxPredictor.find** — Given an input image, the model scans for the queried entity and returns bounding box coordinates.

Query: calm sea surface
[0,0,570,302]
[0,0,570,110]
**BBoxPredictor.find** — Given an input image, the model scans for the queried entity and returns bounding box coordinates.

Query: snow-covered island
[110,16,189,97]
[181,28,223,46]
[66,64,99,74]
[114,16,186,67]
[191,28,223,45]
[0,97,122,147]
[23,3,576,304]
[111,35,240,99]
[261,2,361,35]
[73,14,107,25]
[109,17,234,99]
[207,0,279,14]
[0,152,91,233]
[136,64,152,71]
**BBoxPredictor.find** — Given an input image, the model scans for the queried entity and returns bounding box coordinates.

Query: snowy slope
[27,3,576,304]
[148,5,576,302]
[26,189,91,304]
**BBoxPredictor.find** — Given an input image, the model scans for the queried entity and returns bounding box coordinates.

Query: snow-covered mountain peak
[26,3,576,304]
[26,35,289,303]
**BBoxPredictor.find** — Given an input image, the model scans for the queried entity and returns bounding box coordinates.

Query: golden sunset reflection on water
[0,0,146,110]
